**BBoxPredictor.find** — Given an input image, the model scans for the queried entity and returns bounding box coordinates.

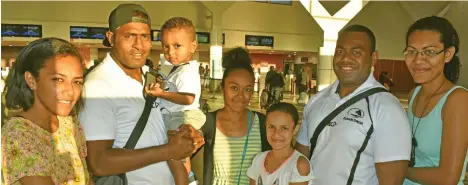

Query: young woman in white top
[247,102,315,185]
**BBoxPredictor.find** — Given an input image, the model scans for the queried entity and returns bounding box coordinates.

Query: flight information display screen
[2,24,42,38]
[89,27,107,39]
[152,30,161,41]
[196,32,210,44]
[260,36,274,47]
[70,26,89,39]
[70,26,108,39]
[245,35,274,47]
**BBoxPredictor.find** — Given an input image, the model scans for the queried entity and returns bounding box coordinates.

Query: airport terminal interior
[1,1,467,184]
[2,0,466,119]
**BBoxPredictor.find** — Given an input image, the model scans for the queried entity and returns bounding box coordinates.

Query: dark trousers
[298,84,307,94]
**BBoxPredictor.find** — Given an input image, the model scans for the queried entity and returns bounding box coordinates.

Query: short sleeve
[246,152,264,179]
[1,121,53,184]
[289,155,315,184]
[79,80,117,141]
[371,94,412,163]
[176,69,200,95]
[296,104,311,146]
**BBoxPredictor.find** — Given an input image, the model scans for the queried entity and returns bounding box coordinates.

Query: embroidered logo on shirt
[348,108,364,118]
[153,101,159,108]
[343,108,365,125]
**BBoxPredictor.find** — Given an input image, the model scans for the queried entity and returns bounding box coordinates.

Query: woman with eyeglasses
[403,16,468,185]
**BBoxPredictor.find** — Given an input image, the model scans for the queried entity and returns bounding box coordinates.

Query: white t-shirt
[247,150,315,185]
[79,53,174,185]
[296,74,411,185]
[159,60,201,113]
[1,68,9,79]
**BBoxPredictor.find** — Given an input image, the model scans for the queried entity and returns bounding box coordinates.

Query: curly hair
[221,47,255,87]
[160,17,196,41]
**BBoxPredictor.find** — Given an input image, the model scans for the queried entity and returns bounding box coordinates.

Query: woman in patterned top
[2,37,91,185]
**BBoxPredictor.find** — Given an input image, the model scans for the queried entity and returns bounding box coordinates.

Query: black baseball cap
[103,3,151,47]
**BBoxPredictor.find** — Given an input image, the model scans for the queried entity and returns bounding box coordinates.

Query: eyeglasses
[403,49,445,58]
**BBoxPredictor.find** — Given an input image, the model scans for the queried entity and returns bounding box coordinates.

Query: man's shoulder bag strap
[308,88,387,159]
[94,96,156,185]
[124,96,156,149]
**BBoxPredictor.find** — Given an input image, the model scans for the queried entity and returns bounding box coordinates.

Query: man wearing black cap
[79,3,203,185]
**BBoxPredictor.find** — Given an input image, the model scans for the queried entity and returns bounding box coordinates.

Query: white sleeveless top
[247,150,315,185]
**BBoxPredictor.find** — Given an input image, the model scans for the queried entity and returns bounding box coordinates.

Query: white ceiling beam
[399,1,417,21]
[437,3,452,17]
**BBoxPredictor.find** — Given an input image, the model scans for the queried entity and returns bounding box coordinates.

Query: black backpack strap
[253,111,272,151]
[347,97,375,185]
[197,110,218,185]
[124,96,156,149]
[192,111,216,158]
[201,111,217,147]
[308,87,387,159]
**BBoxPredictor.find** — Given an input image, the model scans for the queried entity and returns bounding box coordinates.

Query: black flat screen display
[2,24,42,38]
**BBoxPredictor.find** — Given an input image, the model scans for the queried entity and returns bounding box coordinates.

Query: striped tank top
[213,113,262,185]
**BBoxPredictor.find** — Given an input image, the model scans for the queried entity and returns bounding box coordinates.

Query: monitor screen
[89,27,107,39]
[260,36,274,47]
[21,25,42,37]
[70,27,89,39]
[270,0,293,5]
[2,24,42,38]
[1,24,21,37]
[196,32,210,44]
[152,30,161,41]
[245,35,260,46]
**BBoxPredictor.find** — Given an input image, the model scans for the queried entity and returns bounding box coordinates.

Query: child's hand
[145,82,164,97]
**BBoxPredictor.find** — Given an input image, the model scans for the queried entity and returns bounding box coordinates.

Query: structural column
[208,12,224,92]
[209,12,223,80]
[300,0,366,91]
[200,1,233,93]
[318,46,337,91]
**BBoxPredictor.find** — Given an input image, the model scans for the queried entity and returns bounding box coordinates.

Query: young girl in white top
[247,102,315,185]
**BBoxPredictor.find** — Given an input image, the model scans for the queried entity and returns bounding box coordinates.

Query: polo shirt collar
[102,52,149,82]
[329,73,378,100]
